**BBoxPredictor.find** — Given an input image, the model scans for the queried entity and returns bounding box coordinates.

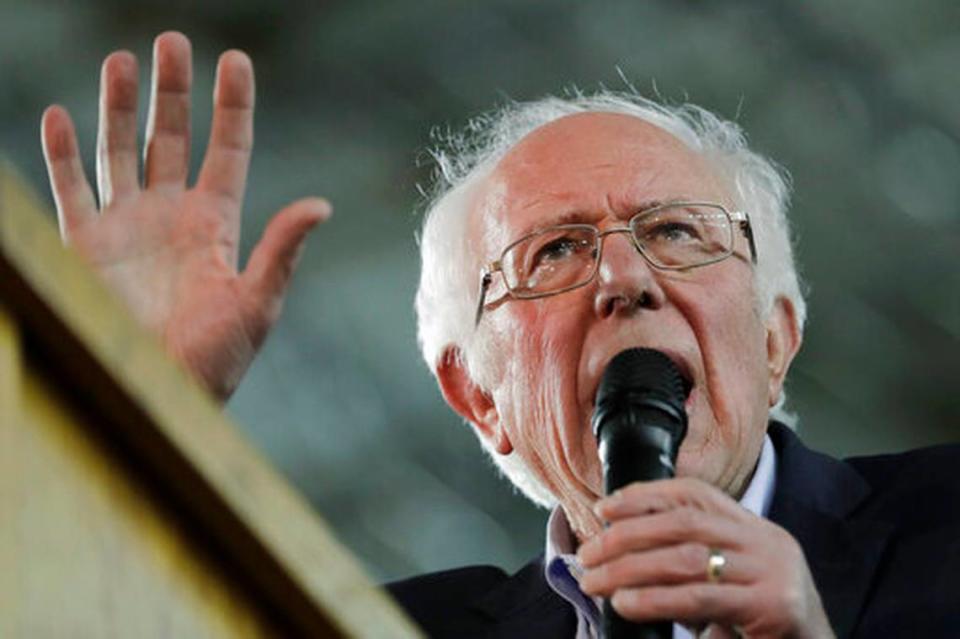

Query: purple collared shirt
[544,434,778,639]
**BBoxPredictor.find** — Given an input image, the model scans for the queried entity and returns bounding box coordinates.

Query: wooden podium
[0,163,424,638]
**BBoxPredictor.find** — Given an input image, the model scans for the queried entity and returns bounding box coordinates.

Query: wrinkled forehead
[469,112,732,258]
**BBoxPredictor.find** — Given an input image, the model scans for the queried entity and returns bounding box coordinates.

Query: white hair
[415,90,807,508]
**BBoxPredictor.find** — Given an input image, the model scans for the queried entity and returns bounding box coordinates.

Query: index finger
[595,477,749,523]
[578,508,748,569]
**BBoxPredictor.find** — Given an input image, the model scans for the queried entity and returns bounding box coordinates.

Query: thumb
[242,197,331,318]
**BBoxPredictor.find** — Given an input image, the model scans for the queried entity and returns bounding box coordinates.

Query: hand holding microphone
[581,348,833,639]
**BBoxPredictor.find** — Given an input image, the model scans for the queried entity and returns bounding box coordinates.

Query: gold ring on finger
[706,548,726,583]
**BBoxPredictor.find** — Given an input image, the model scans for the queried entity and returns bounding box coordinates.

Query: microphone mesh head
[592,348,690,487]
[596,347,688,409]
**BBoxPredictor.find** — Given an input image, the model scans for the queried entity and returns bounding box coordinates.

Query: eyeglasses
[475,201,757,325]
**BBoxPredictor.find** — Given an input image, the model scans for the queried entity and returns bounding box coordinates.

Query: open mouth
[590,347,695,409]
[668,356,694,399]
[661,350,696,419]
[662,350,695,414]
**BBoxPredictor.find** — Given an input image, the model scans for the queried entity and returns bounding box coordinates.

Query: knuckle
[673,506,703,534]
[608,557,633,583]
[768,521,795,545]
[771,584,804,618]
[776,529,805,563]
[603,526,625,554]
[678,543,707,576]
[684,584,713,613]
[675,476,709,501]
[606,520,643,555]
[618,482,646,505]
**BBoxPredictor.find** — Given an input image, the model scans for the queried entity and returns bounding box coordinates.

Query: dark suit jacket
[387,423,960,637]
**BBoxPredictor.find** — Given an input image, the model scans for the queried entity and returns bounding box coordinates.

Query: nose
[593,229,666,319]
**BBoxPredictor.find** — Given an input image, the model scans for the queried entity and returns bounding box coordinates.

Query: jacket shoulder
[385,565,509,636]
[845,441,960,478]
[385,557,575,638]
[846,444,960,534]
[845,442,960,524]
[387,564,509,602]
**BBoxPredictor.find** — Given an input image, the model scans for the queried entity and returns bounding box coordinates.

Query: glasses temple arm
[740,217,758,265]
[474,271,492,327]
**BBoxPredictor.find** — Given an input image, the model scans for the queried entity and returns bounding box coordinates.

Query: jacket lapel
[768,423,894,638]
[469,556,576,638]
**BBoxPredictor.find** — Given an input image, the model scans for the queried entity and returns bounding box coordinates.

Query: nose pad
[593,230,665,318]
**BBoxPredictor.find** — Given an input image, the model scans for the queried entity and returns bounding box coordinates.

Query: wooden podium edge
[0,161,424,639]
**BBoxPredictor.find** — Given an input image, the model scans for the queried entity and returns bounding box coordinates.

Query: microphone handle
[603,600,670,639]
[598,415,677,639]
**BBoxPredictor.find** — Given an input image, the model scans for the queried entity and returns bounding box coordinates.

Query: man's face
[460,113,792,540]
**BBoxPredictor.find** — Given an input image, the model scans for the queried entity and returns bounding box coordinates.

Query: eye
[644,220,702,244]
[534,236,588,263]
[527,233,595,273]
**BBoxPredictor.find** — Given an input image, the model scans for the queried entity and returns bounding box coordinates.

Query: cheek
[499,297,587,397]
[671,275,769,441]
[497,300,599,484]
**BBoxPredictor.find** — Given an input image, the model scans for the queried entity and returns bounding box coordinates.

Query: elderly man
[40,32,959,638]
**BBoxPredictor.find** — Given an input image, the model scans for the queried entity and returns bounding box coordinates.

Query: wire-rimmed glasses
[474,201,757,325]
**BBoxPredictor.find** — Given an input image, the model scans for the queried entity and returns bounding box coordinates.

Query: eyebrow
[514,198,677,237]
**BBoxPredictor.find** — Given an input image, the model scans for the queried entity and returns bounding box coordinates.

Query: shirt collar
[738,432,778,519]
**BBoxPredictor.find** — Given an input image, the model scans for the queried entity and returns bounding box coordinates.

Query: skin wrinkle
[545,326,599,508]
[688,282,730,441]
[500,338,551,484]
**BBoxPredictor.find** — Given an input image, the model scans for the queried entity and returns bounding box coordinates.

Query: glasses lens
[502,226,598,296]
[632,204,733,267]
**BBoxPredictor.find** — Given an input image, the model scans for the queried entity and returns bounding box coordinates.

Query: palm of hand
[42,33,329,400]
[73,190,256,398]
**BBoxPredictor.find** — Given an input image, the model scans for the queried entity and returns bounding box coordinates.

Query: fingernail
[579,536,603,567]
[595,490,620,515]
[579,569,596,594]
[309,197,333,220]
[576,545,589,565]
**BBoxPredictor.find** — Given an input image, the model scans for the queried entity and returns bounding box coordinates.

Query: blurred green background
[1,0,957,582]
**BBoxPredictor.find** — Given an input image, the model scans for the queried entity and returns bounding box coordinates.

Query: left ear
[765,295,802,407]
[435,347,513,455]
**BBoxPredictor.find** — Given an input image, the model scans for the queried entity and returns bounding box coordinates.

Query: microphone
[591,348,689,639]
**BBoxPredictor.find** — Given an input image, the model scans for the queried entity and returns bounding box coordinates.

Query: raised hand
[40,32,330,401]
